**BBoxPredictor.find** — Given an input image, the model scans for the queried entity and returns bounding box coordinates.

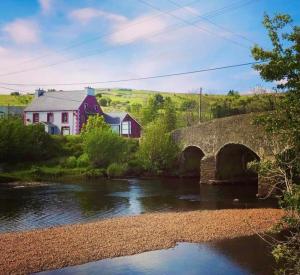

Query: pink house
[24,87,102,135]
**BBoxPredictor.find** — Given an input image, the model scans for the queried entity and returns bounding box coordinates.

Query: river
[0,178,279,274]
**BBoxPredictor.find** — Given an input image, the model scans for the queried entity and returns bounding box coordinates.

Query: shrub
[127,159,144,176]
[107,163,128,178]
[77,153,90,168]
[64,156,77,168]
[0,117,60,163]
[138,118,180,174]
[84,168,105,178]
[83,127,127,167]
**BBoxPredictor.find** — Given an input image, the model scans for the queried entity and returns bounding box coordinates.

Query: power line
[0,0,255,78]
[166,0,257,45]
[0,61,265,87]
[136,0,250,49]
[13,0,202,67]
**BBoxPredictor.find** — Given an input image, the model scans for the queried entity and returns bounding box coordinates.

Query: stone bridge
[173,113,284,195]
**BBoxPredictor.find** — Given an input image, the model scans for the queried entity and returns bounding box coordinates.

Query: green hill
[0,88,278,128]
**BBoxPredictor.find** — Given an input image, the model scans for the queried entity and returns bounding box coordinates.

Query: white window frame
[121,121,131,135]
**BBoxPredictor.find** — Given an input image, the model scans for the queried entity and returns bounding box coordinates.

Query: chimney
[85,86,95,96]
[35,88,45,98]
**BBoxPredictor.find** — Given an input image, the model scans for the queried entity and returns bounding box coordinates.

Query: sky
[0,0,299,94]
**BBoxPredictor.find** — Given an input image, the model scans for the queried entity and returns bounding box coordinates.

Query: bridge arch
[215,143,260,184]
[180,145,205,178]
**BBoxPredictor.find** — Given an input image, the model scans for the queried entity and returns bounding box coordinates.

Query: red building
[104,112,142,138]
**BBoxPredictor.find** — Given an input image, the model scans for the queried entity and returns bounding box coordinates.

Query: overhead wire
[0,0,256,78]
[135,0,250,49]
[0,61,265,87]
[166,0,257,45]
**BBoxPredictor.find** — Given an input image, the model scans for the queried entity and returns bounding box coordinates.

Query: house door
[61,126,70,135]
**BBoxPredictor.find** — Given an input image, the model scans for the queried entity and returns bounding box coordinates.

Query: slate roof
[104,112,127,125]
[24,90,87,112]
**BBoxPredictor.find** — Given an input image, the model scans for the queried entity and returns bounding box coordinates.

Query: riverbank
[0,208,283,274]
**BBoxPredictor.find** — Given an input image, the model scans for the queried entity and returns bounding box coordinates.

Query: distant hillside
[0,94,33,106]
[0,88,278,128]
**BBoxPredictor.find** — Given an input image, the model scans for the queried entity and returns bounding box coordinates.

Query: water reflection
[39,235,276,275]
[0,178,278,232]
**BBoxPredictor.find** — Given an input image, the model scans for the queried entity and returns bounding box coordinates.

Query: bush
[127,159,144,176]
[83,127,127,168]
[64,156,77,168]
[83,168,105,178]
[0,117,60,163]
[77,153,90,168]
[107,163,128,178]
[138,119,180,174]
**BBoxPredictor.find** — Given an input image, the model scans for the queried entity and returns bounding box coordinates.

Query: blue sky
[0,0,299,94]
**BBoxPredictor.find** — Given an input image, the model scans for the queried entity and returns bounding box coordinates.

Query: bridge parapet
[173,113,285,195]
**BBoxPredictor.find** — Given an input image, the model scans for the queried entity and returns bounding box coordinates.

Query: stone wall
[173,113,285,196]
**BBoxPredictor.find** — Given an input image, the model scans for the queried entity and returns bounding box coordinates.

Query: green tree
[153,93,164,108]
[138,118,180,174]
[180,99,197,111]
[141,96,159,125]
[162,97,177,132]
[227,90,240,97]
[81,115,110,134]
[82,127,126,167]
[81,115,130,168]
[0,117,58,163]
[99,98,108,107]
[251,13,300,274]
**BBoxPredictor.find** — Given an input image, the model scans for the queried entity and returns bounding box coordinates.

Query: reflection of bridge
[173,114,284,195]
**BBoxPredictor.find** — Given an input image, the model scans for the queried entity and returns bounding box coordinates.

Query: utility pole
[199,87,202,123]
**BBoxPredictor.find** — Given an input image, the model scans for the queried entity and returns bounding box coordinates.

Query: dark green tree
[251,13,300,274]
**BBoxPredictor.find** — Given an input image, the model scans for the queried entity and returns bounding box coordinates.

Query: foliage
[127,159,145,176]
[138,118,180,174]
[227,90,240,97]
[76,153,90,168]
[83,167,105,178]
[81,115,130,168]
[81,114,110,134]
[141,96,159,125]
[180,99,197,111]
[107,163,128,178]
[64,156,77,168]
[162,97,177,132]
[52,135,83,158]
[251,13,300,274]
[0,117,60,163]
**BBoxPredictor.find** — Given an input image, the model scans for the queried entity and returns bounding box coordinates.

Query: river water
[39,236,276,275]
[0,178,279,274]
[0,178,277,233]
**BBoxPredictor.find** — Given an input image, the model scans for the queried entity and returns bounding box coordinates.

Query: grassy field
[0,88,225,115]
[0,94,33,106]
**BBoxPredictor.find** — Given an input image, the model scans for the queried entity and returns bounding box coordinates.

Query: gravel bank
[0,208,283,274]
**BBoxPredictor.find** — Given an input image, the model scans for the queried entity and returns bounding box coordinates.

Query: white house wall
[24,111,77,135]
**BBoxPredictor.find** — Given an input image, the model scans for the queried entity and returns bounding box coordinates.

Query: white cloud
[69,8,127,25]
[39,0,52,14]
[2,19,40,44]
[109,14,169,45]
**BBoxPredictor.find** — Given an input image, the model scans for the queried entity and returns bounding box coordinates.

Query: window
[84,103,88,110]
[111,125,120,135]
[33,113,39,123]
[121,121,131,135]
[47,112,54,123]
[61,126,70,135]
[95,105,98,111]
[62,112,68,123]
